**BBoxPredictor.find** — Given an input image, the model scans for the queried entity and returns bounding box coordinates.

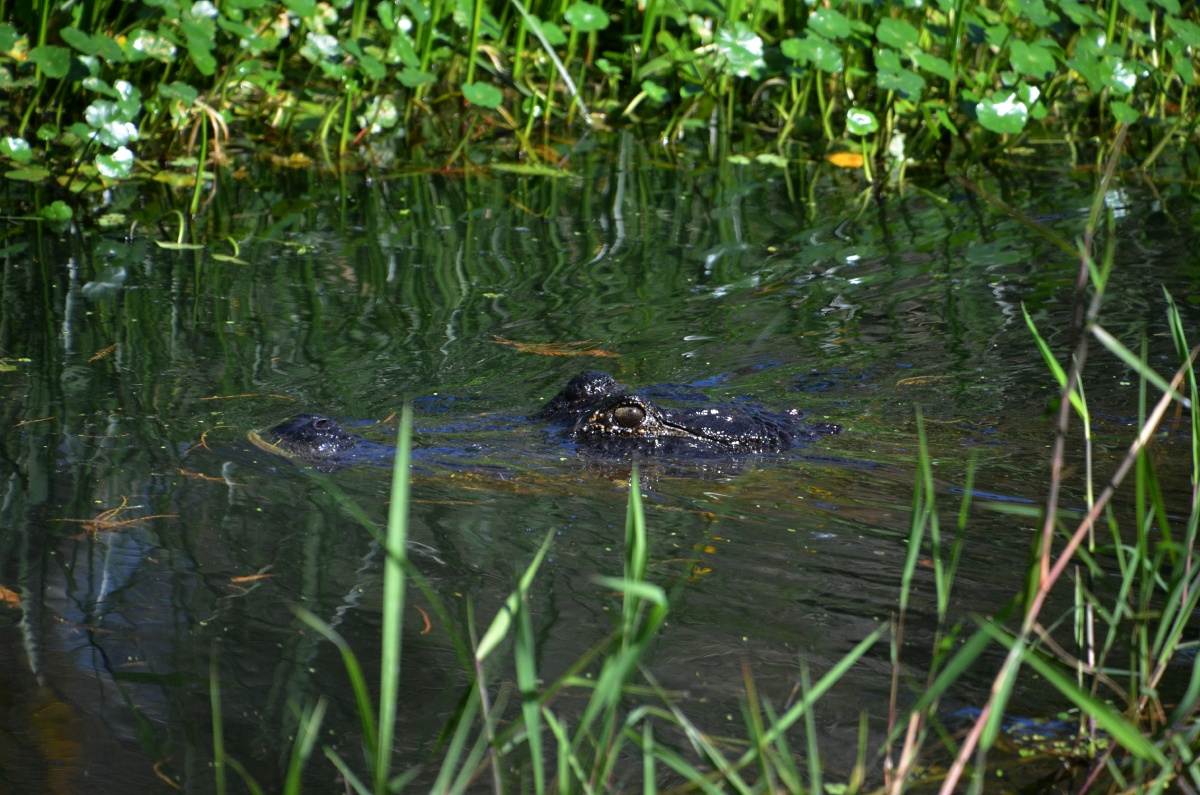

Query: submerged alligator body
[253,370,840,470]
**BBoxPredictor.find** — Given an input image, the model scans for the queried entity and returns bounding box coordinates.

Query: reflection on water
[0,158,1197,790]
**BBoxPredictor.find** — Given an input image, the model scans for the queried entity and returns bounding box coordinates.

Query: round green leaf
[159,81,199,104]
[1009,39,1056,79]
[85,100,123,128]
[1056,0,1103,25]
[877,68,924,99]
[0,24,19,52]
[397,66,436,87]
[1099,56,1136,94]
[875,18,919,50]
[93,32,125,62]
[29,45,71,78]
[462,81,503,108]
[914,51,954,80]
[1110,101,1139,124]
[39,200,73,222]
[976,91,1028,133]
[1168,17,1200,47]
[98,121,138,148]
[715,22,764,78]
[845,108,878,135]
[359,53,386,80]
[36,124,59,141]
[528,15,567,46]
[1,137,32,163]
[124,29,177,62]
[5,166,52,182]
[781,34,843,73]
[641,79,668,103]
[564,1,608,32]
[96,146,134,179]
[808,8,851,39]
[82,76,119,97]
[60,27,99,56]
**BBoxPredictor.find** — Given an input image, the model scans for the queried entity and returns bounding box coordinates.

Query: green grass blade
[323,747,372,795]
[376,403,414,792]
[1092,324,1190,407]
[515,579,546,795]
[210,649,227,795]
[476,529,555,662]
[283,698,328,795]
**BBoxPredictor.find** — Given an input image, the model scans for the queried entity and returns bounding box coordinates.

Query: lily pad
[976,91,1028,133]
[808,8,851,40]
[845,108,878,135]
[564,1,609,32]
[462,81,503,108]
[715,22,764,78]
[39,200,73,222]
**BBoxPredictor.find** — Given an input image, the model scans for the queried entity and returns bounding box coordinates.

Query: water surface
[1,154,1197,791]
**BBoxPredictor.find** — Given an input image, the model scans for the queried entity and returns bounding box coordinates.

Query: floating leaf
[29,45,71,78]
[283,0,316,19]
[915,51,953,80]
[0,24,19,52]
[564,1,609,32]
[715,22,764,78]
[1009,39,1056,79]
[1099,56,1136,94]
[159,81,198,103]
[5,166,52,182]
[1009,0,1057,25]
[1118,0,1152,22]
[36,124,58,141]
[526,15,567,46]
[39,200,73,222]
[808,7,851,39]
[845,108,878,135]
[96,147,134,179]
[781,34,843,73]
[1168,17,1200,47]
[875,18,919,50]
[397,66,436,87]
[1,137,32,164]
[1110,101,1139,124]
[124,29,177,62]
[976,91,1028,133]
[877,67,924,99]
[462,81,503,108]
[1056,0,1103,24]
[61,27,99,55]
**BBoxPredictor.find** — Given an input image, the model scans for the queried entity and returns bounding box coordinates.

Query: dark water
[2,152,1198,791]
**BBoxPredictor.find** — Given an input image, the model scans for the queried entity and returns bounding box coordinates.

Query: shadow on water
[1,150,1198,790]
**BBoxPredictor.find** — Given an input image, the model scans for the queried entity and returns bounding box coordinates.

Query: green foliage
[1,0,1196,217]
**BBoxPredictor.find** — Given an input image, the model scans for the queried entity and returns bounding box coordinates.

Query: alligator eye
[612,405,645,428]
[312,417,329,429]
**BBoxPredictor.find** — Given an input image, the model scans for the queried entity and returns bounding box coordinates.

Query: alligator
[251,370,840,470]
